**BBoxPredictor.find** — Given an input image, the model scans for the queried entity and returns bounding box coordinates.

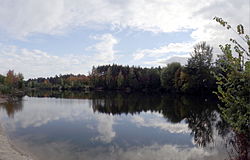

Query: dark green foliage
[89,64,162,91]
[0,74,5,84]
[245,61,250,73]
[161,62,181,91]
[184,42,216,93]
[187,42,213,70]
[117,71,125,88]
[147,68,161,89]
[128,67,139,89]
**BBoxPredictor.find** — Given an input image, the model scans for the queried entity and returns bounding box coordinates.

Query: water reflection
[0,99,23,118]
[0,91,247,160]
[89,92,221,147]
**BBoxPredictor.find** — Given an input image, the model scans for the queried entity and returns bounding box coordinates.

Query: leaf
[245,61,250,73]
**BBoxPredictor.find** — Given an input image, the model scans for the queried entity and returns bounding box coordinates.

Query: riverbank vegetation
[0,70,24,97]
[213,17,249,160]
[213,17,249,135]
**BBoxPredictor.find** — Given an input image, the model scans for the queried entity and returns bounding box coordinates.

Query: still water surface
[0,92,231,160]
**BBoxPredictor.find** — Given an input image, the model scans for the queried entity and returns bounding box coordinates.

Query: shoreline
[0,96,34,160]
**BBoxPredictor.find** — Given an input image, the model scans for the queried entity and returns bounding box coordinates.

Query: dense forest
[25,42,217,94]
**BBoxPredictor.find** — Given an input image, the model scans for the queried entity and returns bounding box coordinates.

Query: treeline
[0,70,24,96]
[26,74,89,90]
[90,64,161,91]
[90,42,216,94]
[26,42,218,94]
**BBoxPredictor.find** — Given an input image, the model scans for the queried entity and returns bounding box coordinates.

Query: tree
[213,17,250,135]
[187,42,213,70]
[128,67,139,89]
[245,61,250,73]
[5,70,16,88]
[0,70,24,94]
[161,62,181,91]
[148,68,161,89]
[17,73,24,89]
[117,71,124,88]
[0,74,5,84]
[185,42,215,93]
[106,67,112,88]
[174,67,190,92]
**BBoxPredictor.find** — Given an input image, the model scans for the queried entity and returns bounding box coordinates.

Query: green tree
[245,61,250,73]
[0,70,24,94]
[174,67,190,92]
[186,42,215,93]
[161,62,181,91]
[0,74,5,84]
[213,17,250,134]
[148,69,161,89]
[17,73,24,89]
[106,67,112,88]
[128,67,139,89]
[117,71,124,88]
[5,70,16,88]
[187,42,213,70]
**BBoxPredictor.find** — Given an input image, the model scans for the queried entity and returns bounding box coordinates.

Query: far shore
[0,95,34,160]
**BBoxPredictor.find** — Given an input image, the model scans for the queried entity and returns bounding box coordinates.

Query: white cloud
[133,51,145,61]
[0,97,117,144]
[87,34,118,62]
[0,43,88,78]
[133,42,193,61]
[144,56,189,66]
[0,0,248,39]
[132,41,193,66]
[11,97,94,128]
[14,140,228,160]
[0,0,249,72]
[0,33,118,78]
[0,0,74,38]
[94,114,116,143]
[131,115,190,134]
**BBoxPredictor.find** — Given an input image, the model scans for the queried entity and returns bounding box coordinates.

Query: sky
[0,0,249,79]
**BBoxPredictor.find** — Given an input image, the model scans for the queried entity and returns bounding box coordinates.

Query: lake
[0,91,233,160]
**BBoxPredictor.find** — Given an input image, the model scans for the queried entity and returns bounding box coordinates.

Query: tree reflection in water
[3,91,249,159]
[0,98,23,118]
[90,93,220,148]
